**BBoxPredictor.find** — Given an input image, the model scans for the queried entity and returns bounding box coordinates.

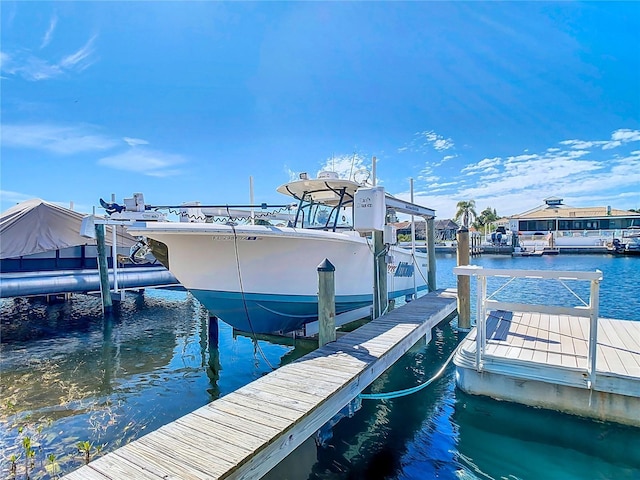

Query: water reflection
[453,392,640,479]
[0,290,298,478]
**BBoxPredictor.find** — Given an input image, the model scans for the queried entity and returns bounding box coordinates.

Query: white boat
[124,172,429,333]
[609,230,640,256]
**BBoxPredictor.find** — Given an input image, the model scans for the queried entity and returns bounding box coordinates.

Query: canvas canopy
[0,199,137,259]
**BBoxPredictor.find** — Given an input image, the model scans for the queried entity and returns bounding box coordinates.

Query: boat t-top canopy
[276,176,361,207]
[277,171,435,219]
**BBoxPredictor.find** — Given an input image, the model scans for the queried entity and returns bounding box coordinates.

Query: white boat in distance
[125,172,429,334]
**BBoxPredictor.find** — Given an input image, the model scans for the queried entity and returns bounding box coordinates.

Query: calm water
[1,254,639,479]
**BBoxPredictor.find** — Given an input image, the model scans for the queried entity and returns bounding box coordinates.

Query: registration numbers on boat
[212,236,261,241]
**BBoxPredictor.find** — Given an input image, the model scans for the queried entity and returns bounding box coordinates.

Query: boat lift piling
[456,226,471,330]
[94,222,113,314]
[427,217,436,291]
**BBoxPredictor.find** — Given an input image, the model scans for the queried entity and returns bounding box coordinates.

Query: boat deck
[62,289,457,480]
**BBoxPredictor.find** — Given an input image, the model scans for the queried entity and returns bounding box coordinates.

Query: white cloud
[389,125,640,220]
[611,128,640,143]
[1,123,118,154]
[283,165,298,182]
[317,153,370,182]
[398,130,455,155]
[1,189,34,205]
[1,34,97,81]
[98,149,187,177]
[40,14,58,49]
[59,35,96,71]
[559,128,640,152]
[123,137,149,147]
[462,157,502,175]
[560,139,599,149]
[1,51,11,68]
[422,130,454,151]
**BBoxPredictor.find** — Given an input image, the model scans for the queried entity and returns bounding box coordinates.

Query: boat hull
[128,223,428,333]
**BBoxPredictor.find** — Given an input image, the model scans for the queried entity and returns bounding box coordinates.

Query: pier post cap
[317,258,335,272]
[457,225,469,233]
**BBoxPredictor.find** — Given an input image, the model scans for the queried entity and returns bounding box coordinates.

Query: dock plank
[615,319,640,353]
[518,312,538,362]
[558,315,577,368]
[568,315,588,369]
[598,319,640,376]
[546,314,563,367]
[88,451,167,480]
[504,312,527,360]
[208,398,293,430]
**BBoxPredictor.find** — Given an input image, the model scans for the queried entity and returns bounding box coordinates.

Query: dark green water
[1,254,638,479]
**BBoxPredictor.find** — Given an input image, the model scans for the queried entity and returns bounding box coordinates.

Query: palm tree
[454,200,477,228]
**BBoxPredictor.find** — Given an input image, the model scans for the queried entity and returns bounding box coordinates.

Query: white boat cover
[0,199,137,259]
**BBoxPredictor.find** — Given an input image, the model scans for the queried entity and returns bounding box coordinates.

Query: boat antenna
[372,156,377,186]
[349,152,356,181]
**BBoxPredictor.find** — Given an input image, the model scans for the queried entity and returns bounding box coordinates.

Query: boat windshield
[292,188,353,231]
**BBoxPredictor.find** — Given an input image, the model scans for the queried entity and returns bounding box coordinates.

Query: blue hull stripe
[190,287,426,333]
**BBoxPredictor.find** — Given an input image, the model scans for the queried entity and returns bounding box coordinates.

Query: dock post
[426,217,437,292]
[587,277,600,387]
[456,226,471,330]
[95,223,113,314]
[373,231,388,318]
[208,315,219,348]
[317,259,336,346]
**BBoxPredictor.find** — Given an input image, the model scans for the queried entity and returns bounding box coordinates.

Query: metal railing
[453,266,603,387]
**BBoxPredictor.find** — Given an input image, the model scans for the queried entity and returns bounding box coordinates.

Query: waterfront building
[507,197,640,248]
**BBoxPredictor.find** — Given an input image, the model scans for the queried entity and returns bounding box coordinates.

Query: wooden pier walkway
[453,266,640,427]
[62,289,457,480]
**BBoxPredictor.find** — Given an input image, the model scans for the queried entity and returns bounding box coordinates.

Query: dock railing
[453,266,603,387]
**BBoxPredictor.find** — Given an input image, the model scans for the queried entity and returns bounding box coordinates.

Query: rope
[230,220,276,371]
[358,343,460,400]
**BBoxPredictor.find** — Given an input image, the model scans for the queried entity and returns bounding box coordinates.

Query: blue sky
[2,1,639,220]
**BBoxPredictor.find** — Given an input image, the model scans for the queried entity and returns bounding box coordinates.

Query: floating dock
[453,266,640,427]
[61,289,456,480]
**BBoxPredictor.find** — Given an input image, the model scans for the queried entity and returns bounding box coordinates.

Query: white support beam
[385,195,435,218]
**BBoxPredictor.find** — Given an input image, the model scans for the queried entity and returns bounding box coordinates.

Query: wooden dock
[453,266,640,427]
[62,289,457,480]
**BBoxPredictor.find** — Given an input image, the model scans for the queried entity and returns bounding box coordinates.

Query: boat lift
[352,185,437,318]
[82,180,438,318]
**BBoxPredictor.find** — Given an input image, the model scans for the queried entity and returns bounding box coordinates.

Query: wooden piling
[456,227,470,329]
[95,223,113,313]
[317,259,336,347]
[426,217,437,292]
